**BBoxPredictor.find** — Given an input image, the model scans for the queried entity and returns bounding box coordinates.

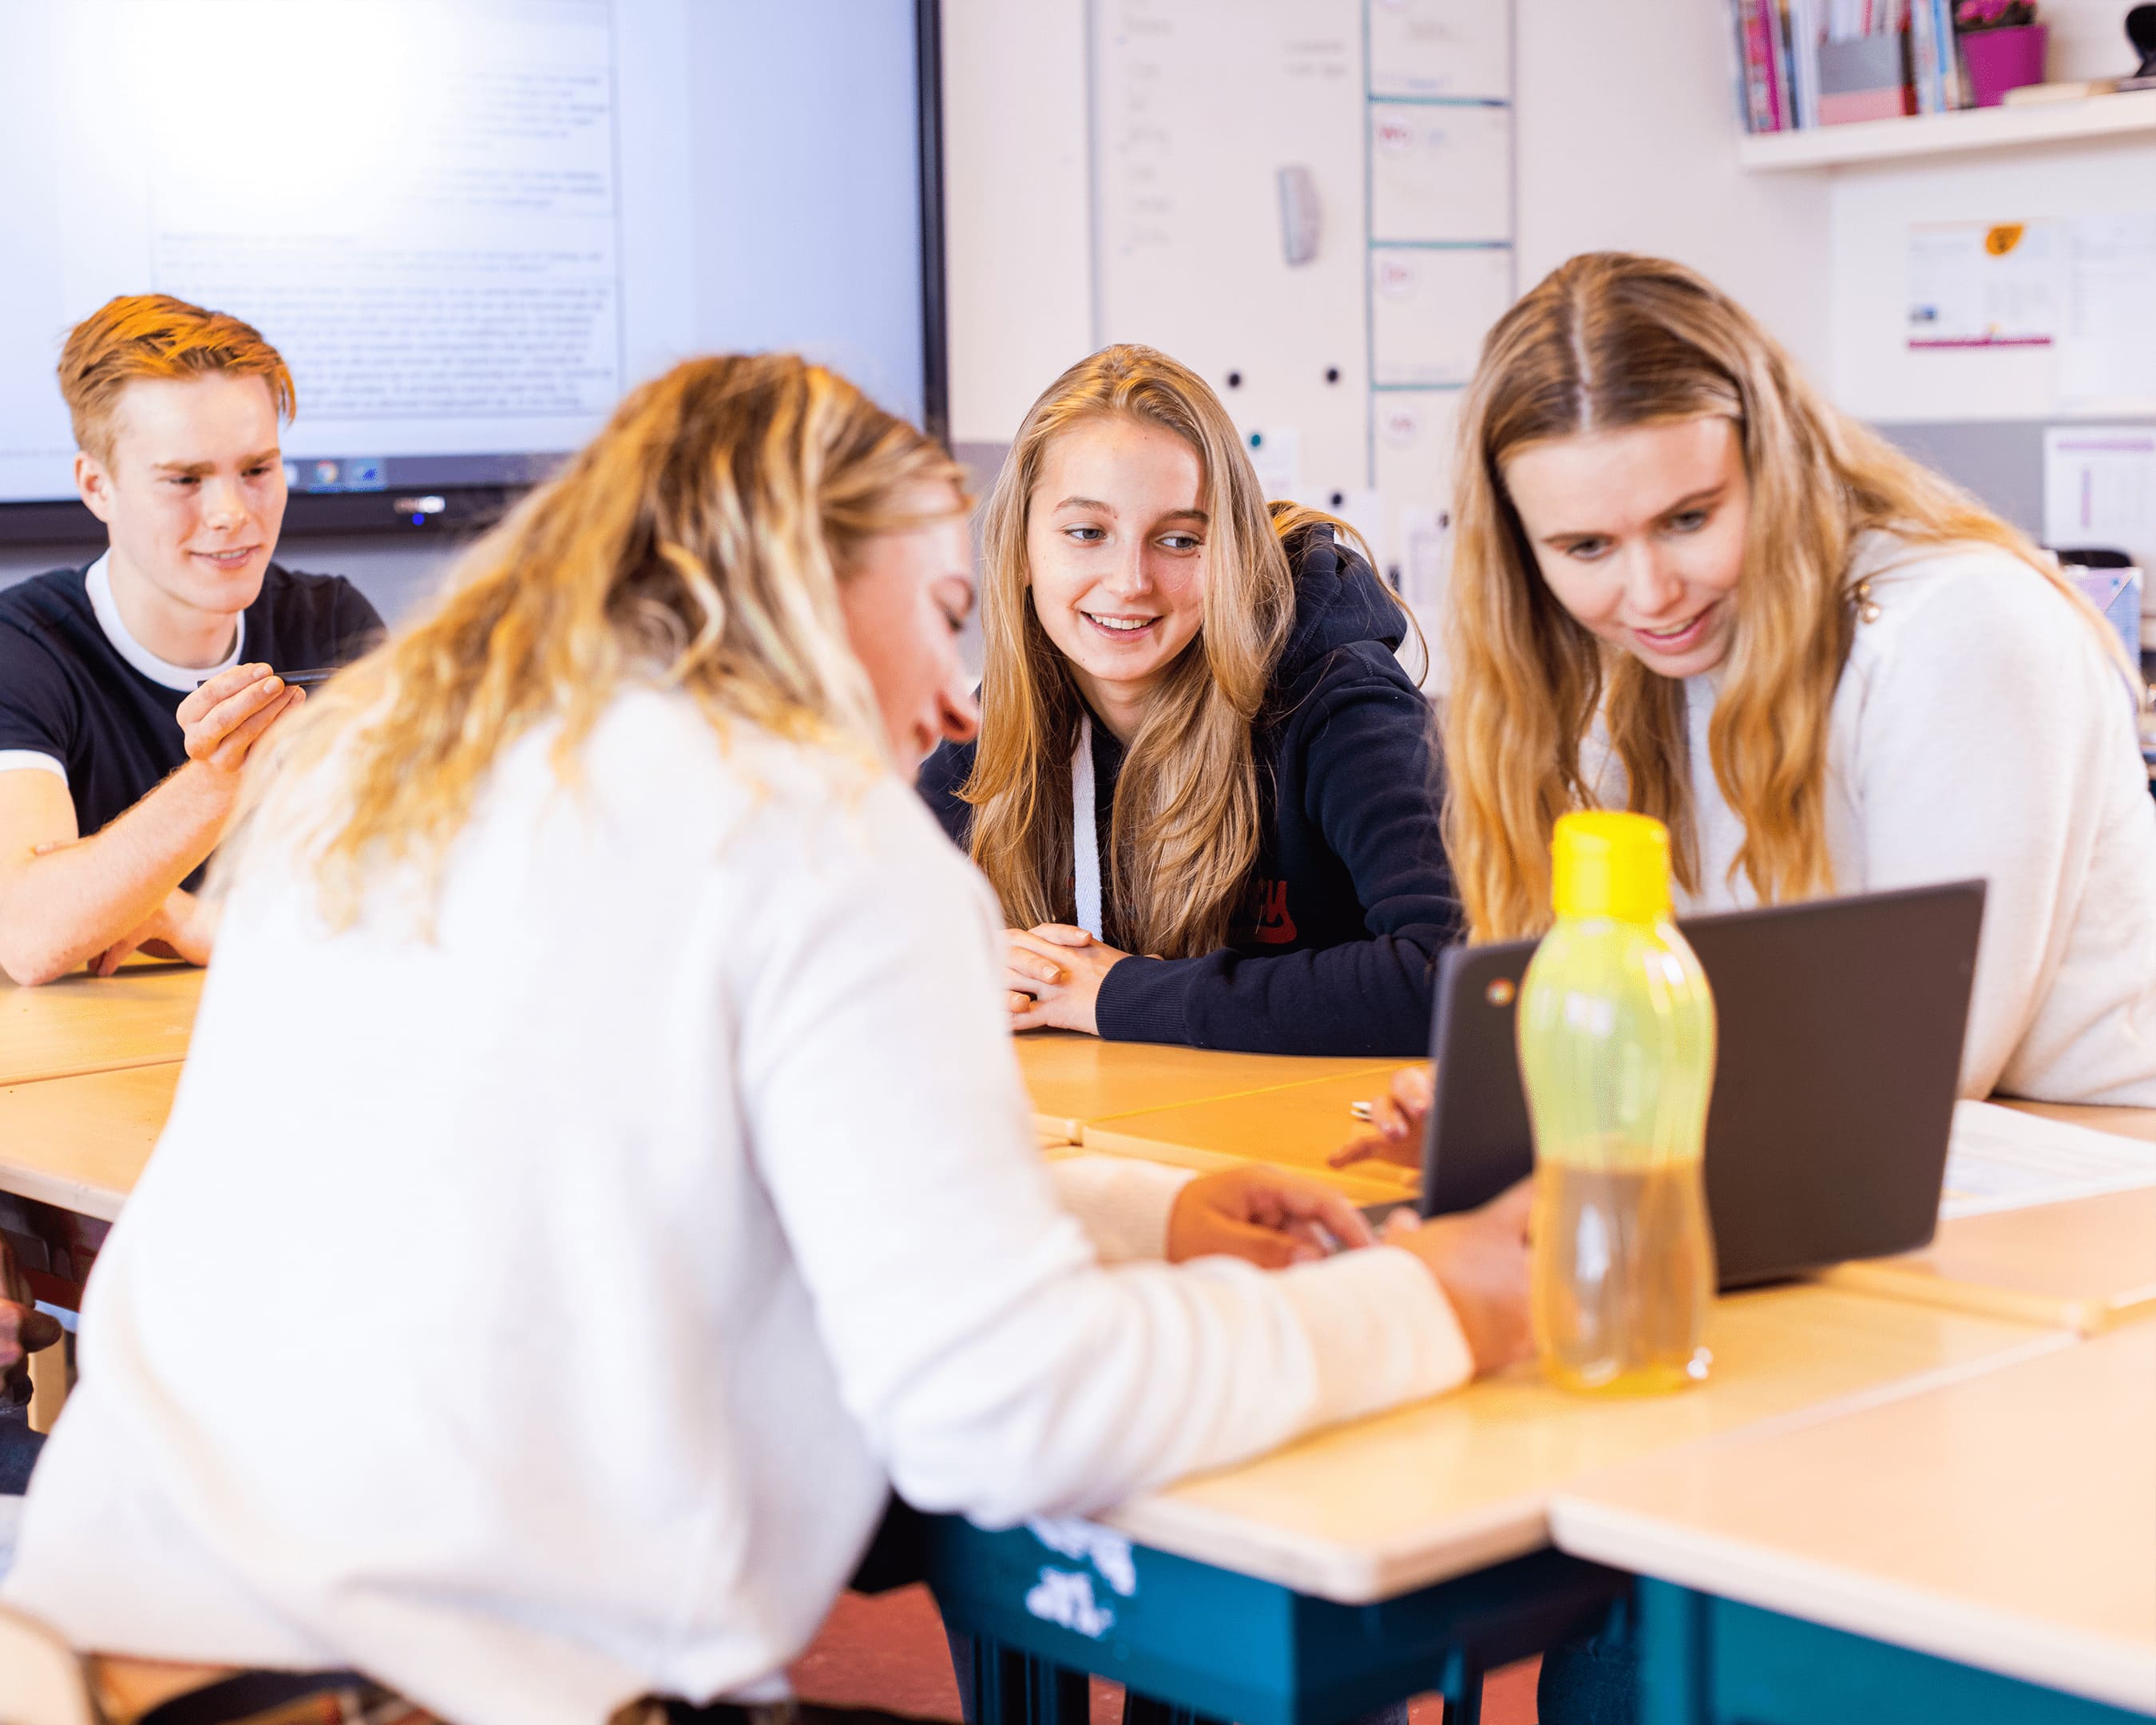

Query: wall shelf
[1737,88,2156,171]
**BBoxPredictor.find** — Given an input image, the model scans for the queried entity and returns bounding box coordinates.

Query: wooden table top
[1824,1184,2156,1334]
[1080,1069,1422,1206]
[1549,1322,2156,1715]
[0,1063,180,1221]
[0,961,204,1086]
[1013,1029,1398,1143]
[1099,1283,2059,1605]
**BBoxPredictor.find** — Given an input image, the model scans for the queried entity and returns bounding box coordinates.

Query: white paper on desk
[1369,102,1510,244]
[1369,0,1509,101]
[1939,1100,2156,1220]
[2057,212,2156,404]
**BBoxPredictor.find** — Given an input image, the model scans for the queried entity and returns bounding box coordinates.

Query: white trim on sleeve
[0,751,67,786]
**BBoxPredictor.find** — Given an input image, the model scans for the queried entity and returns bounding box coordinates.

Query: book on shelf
[1731,0,1964,133]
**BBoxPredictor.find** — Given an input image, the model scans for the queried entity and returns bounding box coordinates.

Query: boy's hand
[1385,1180,1534,1376]
[1,1236,64,1407]
[1329,1064,1435,1171]
[178,664,305,777]
[90,886,217,976]
[1167,1165,1376,1268]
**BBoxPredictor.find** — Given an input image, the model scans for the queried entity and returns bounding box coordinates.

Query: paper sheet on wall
[1242,424,1302,498]
[1372,389,1461,518]
[1371,245,1514,387]
[1940,1100,2156,1220]
[1905,220,2060,349]
[2058,212,2156,404]
[1368,0,1509,101]
[1369,101,1510,243]
[2043,425,2156,577]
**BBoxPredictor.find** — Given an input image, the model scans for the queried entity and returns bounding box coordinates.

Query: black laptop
[1413,881,1986,1287]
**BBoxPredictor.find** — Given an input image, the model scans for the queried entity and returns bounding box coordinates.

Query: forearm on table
[1098,930,1444,1056]
[870,1244,1472,1525]
[0,766,233,983]
[1048,1155,1195,1263]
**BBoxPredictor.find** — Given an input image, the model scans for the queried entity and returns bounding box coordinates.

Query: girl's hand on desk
[1385,1179,1533,1376]
[1329,1064,1434,1171]
[1167,1165,1376,1269]
[1005,924,1129,1036]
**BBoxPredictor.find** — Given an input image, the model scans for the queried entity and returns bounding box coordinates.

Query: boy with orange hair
[0,295,382,985]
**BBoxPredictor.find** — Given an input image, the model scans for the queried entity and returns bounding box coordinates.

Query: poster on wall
[1370,244,1513,387]
[2057,212,2156,404]
[1905,220,2059,350]
[1369,101,1512,243]
[1367,0,1509,100]
[2043,426,2156,570]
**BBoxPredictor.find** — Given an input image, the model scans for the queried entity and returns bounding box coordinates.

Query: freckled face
[1501,415,1750,680]
[1024,416,1210,708]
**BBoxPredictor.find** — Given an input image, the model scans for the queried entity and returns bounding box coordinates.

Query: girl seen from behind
[923,343,1460,1056]
[6,354,1532,1725]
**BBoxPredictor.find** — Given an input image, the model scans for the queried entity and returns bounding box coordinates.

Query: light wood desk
[1825,1184,2156,1335]
[0,961,204,1086]
[1013,1029,1396,1143]
[1096,1284,2058,1604]
[1550,1322,2156,1718]
[1817,1102,2156,1336]
[0,1063,182,1223]
[1080,1069,1421,1206]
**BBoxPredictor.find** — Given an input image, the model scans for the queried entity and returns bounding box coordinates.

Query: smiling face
[76,371,289,627]
[1024,414,1210,733]
[838,483,981,767]
[1501,415,1751,680]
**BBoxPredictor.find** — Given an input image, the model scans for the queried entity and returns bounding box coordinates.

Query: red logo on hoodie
[1250,878,1298,945]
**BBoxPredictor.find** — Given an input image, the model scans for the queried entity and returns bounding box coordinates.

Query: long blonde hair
[1445,251,2110,942]
[236,353,965,925]
[962,343,1357,958]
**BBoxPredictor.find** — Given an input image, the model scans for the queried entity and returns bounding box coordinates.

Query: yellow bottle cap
[1552,811,1673,924]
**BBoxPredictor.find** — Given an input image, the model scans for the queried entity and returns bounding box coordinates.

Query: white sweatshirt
[1599,535,2156,1104]
[4,691,1470,1724]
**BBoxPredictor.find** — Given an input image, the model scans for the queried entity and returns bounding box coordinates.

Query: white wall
[941,0,1094,447]
[1512,0,1833,383]
[940,0,1848,442]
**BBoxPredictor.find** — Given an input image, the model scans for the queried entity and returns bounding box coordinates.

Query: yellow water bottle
[1518,811,1716,1394]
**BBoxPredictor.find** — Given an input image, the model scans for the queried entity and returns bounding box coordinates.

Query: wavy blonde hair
[961,343,1362,958]
[1445,252,2114,942]
[231,353,965,926]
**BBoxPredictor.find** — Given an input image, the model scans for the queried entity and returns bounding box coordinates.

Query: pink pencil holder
[1960,23,2048,106]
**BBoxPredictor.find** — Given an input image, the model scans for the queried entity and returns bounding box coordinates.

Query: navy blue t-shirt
[0,560,382,890]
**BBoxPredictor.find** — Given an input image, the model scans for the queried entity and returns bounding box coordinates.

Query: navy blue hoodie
[919,525,1461,1056]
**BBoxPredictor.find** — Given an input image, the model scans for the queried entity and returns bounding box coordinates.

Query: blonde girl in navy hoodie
[920,343,1460,1056]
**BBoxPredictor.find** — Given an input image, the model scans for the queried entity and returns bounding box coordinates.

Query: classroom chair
[0,1600,98,1725]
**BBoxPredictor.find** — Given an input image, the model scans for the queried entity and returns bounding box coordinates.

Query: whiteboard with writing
[1090,0,1513,609]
